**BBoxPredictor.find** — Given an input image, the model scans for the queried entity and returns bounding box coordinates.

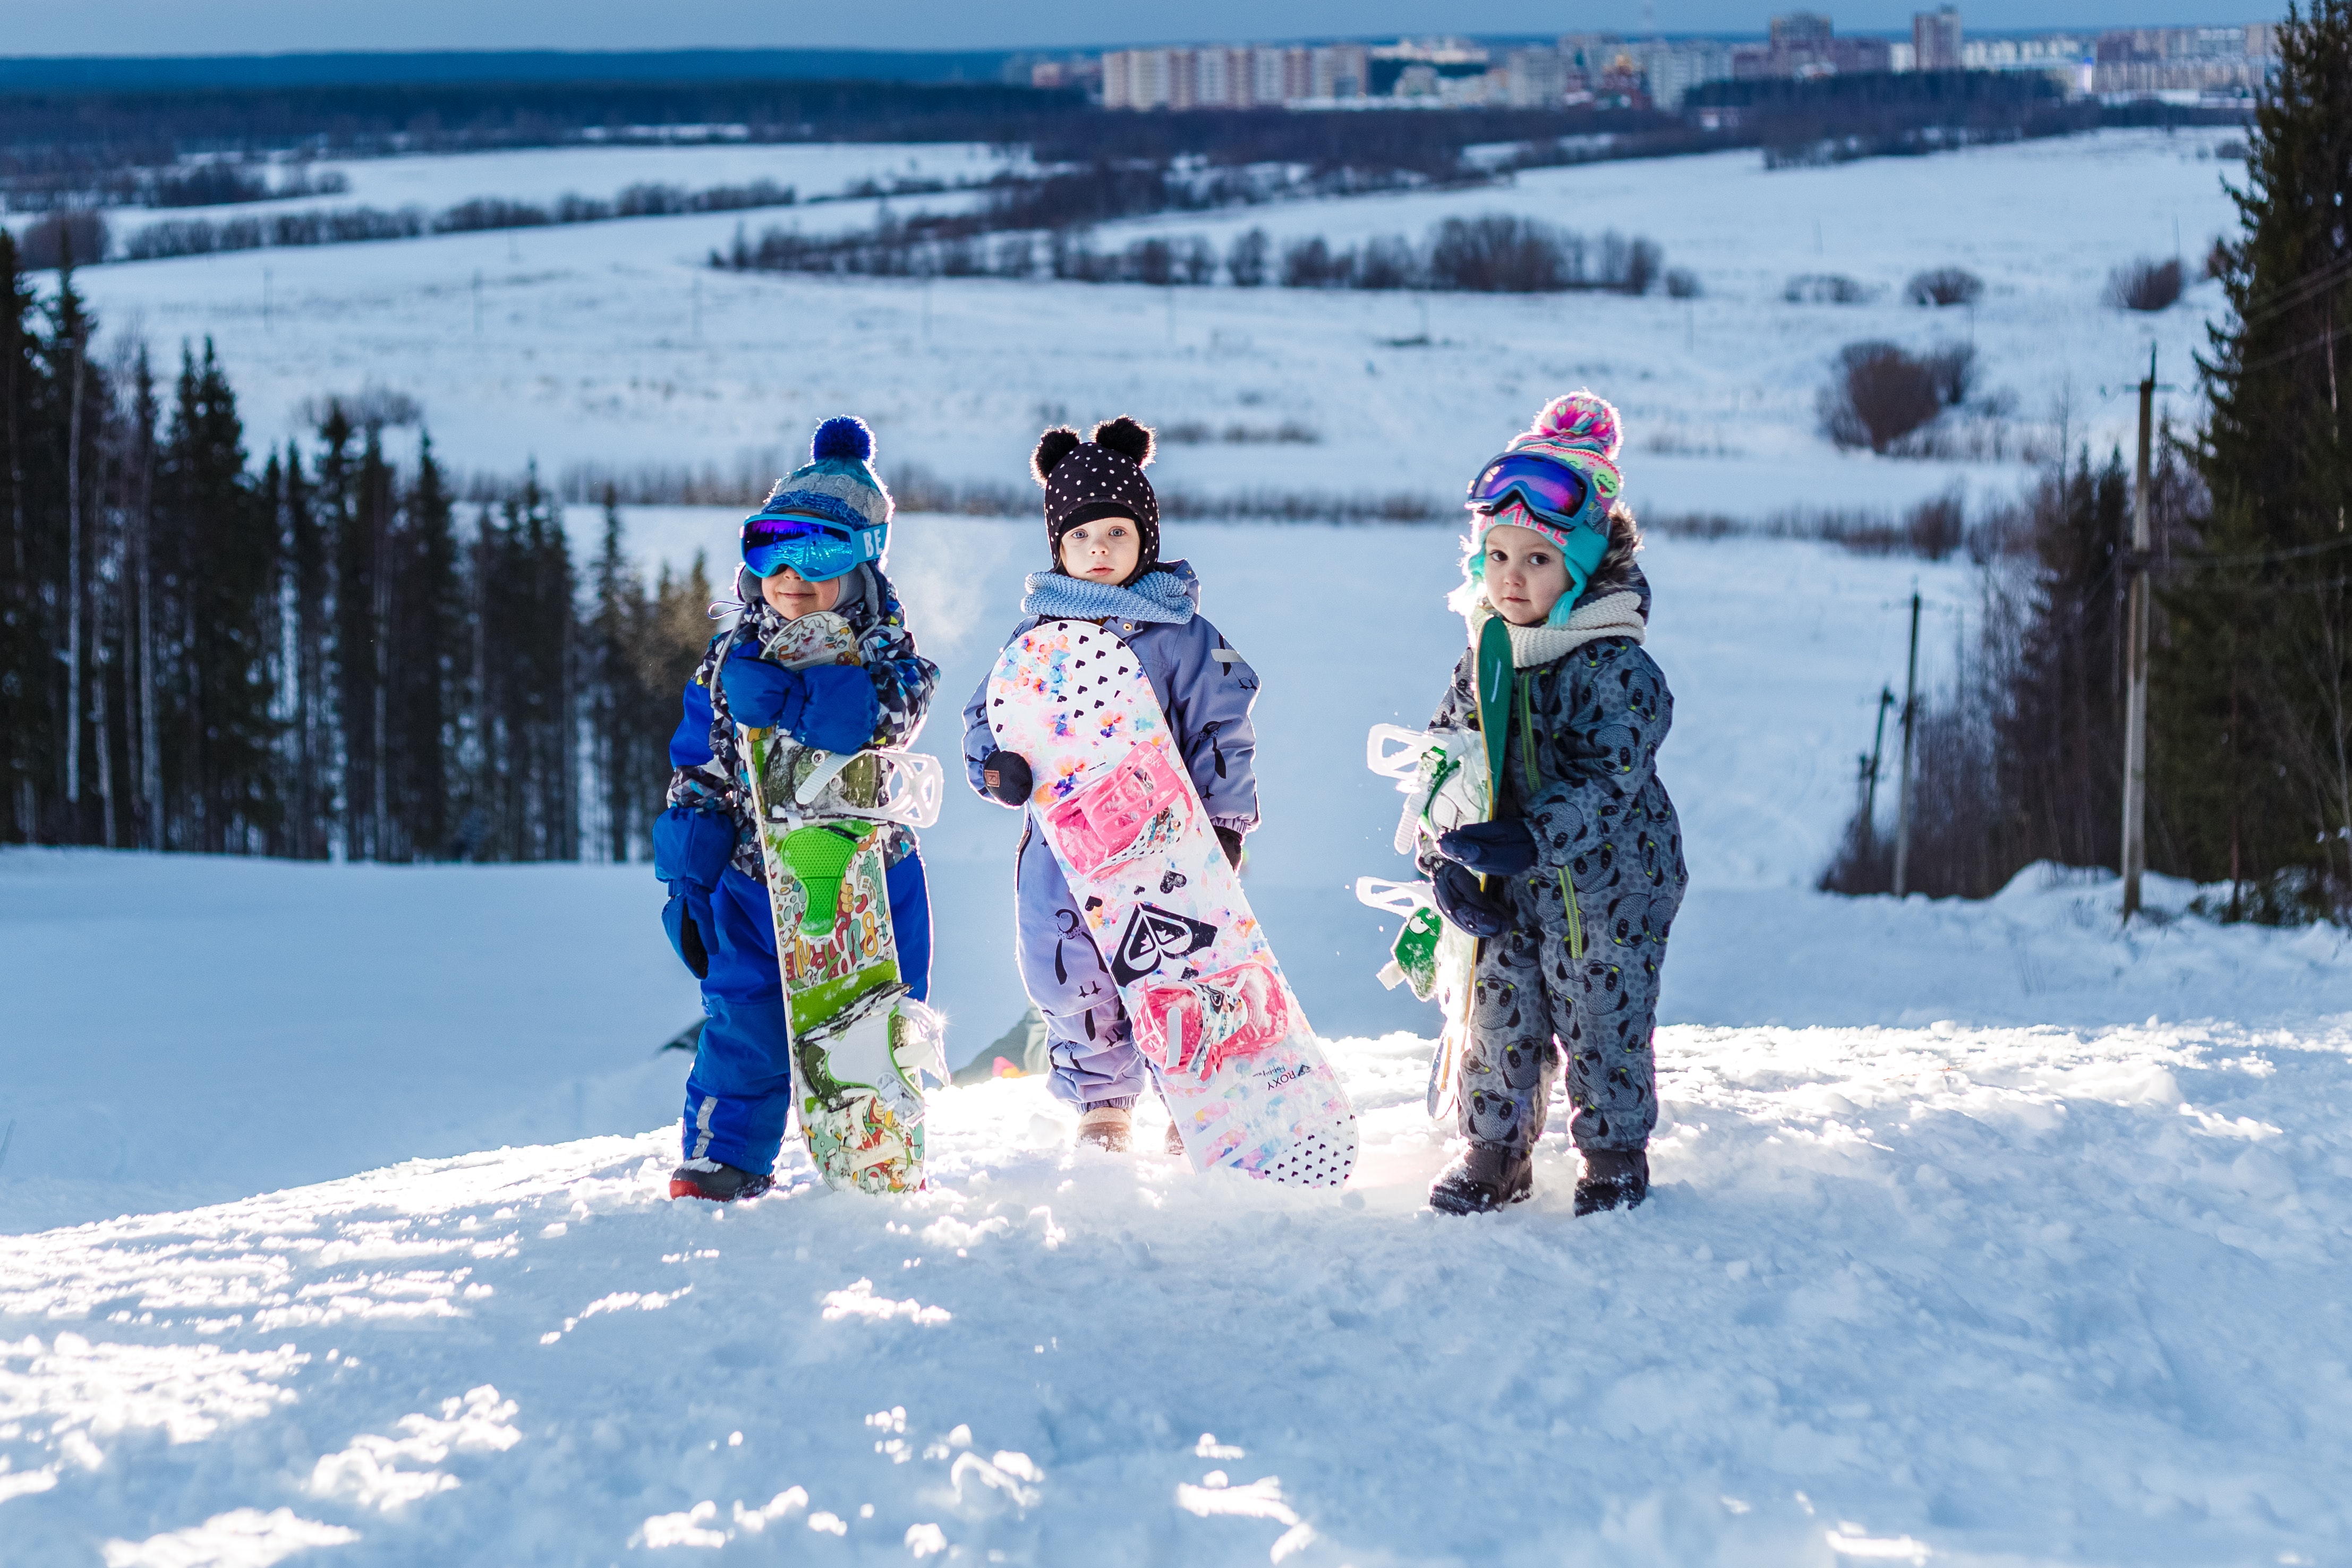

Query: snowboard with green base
[735,610,946,1195]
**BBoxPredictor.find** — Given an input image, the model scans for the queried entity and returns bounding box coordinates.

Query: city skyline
[0,0,2289,56]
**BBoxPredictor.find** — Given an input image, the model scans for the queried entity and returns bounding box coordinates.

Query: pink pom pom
[1524,390,1622,463]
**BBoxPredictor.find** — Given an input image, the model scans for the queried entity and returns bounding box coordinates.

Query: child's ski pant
[682,850,931,1173]
[1457,873,1672,1155]
[1012,823,1147,1110]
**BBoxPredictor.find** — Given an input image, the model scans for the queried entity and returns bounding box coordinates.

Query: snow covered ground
[55,130,2240,521]
[9,516,2352,1565]
[8,131,2351,1566]
[3,141,1023,244]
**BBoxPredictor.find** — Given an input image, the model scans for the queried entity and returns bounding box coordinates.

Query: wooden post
[1893,589,1921,898]
[2121,347,2155,920]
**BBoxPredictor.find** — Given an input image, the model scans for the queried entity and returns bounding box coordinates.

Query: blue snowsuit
[653,566,940,1175]
[960,563,1260,1110]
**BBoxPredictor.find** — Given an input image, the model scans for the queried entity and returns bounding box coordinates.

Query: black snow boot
[1574,1148,1649,1216]
[669,1159,776,1203]
[1428,1143,1533,1215]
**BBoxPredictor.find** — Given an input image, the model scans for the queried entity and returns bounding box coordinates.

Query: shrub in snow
[19,210,107,269]
[1785,274,1872,304]
[1819,342,1944,453]
[1924,341,1976,407]
[1281,236,1347,288]
[1906,266,1983,307]
[1664,268,1701,298]
[2106,257,2184,312]
[1226,228,1270,287]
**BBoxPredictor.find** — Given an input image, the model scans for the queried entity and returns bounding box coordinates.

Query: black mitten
[1214,825,1243,870]
[1437,819,1538,876]
[1431,860,1512,938]
[982,749,1033,807]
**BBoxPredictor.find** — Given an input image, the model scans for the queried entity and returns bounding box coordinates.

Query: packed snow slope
[61,130,2239,519]
[8,520,2352,1565]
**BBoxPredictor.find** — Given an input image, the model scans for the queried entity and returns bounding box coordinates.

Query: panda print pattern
[1420,600,1686,1156]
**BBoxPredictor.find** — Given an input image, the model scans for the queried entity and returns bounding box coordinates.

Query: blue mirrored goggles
[1466,452,1599,533]
[739,512,878,583]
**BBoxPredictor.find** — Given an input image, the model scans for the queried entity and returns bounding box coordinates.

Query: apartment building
[2092,24,2279,94]
[1101,41,1367,108]
[1913,6,1963,71]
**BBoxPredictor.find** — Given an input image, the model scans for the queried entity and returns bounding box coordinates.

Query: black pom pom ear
[1032,426,1082,486]
[1092,416,1154,468]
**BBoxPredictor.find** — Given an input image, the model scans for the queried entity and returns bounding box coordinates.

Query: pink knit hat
[1471,389,1623,553]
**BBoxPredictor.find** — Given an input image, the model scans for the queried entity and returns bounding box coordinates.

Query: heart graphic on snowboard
[1109,902,1218,986]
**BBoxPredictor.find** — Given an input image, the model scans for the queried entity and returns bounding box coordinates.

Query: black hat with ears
[1033,416,1160,579]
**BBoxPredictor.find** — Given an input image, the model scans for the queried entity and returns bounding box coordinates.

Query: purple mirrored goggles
[1465,451,1599,532]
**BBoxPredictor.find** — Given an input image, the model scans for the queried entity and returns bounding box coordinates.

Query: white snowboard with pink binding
[984,618,1357,1187]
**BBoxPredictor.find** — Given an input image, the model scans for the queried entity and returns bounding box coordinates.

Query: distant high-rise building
[1737,14,1891,79]
[1504,46,1569,107]
[1310,43,1370,98]
[1770,12,1835,48]
[1913,6,1963,71]
[1638,39,1735,107]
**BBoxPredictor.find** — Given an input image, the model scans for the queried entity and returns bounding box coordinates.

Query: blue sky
[0,0,2285,54]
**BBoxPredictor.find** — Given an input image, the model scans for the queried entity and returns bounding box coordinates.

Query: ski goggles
[1465,451,1595,530]
[739,511,880,583]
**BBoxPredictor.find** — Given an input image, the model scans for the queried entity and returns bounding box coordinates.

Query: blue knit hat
[743,416,894,578]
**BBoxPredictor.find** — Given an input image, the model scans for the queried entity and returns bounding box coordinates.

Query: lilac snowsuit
[960,565,1260,1110]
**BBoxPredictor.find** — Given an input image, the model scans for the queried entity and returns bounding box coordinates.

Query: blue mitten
[653,806,736,979]
[782,663,882,755]
[1437,820,1538,877]
[718,648,805,730]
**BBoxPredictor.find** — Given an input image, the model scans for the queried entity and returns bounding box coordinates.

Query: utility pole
[2120,346,2155,920]
[1892,589,1922,898]
[1863,684,1896,834]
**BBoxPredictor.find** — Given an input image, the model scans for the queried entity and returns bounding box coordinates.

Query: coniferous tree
[2166,0,2352,913]
[0,229,43,841]
[335,422,391,859]
[155,340,278,851]
[280,442,333,858]
[313,405,356,851]
[388,434,461,859]
[1993,448,2132,871]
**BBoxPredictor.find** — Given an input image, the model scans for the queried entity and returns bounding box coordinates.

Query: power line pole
[2120,346,2156,921]
[1893,588,1922,898]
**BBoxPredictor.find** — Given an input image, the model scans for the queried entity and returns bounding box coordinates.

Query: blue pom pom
[811,416,873,463]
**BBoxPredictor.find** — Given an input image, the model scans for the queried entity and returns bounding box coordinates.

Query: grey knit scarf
[1019,568,1196,625]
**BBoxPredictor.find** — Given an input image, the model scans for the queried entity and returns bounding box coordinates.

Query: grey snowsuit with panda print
[1418,566,1686,1156]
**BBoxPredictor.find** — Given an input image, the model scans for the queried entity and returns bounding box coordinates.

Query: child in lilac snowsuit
[960,417,1261,1155]
[1417,391,1686,1218]
[653,417,940,1202]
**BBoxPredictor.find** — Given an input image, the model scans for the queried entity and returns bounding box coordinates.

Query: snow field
[61,131,2240,523]
[4,140,1024,244]
[6,127,2349,1564]
[4,1015,2348,1565]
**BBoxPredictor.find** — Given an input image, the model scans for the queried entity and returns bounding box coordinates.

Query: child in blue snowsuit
[653,417,941,1201]
[960,417,1262,1155]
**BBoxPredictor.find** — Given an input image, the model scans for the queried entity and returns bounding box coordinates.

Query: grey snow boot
[1574,1148,1650,1216]
[1428,1143,1533,1215]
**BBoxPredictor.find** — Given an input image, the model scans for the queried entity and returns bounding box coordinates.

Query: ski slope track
[4,1017,2350,1566]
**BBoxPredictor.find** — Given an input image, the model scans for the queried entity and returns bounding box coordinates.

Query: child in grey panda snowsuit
[1417,390,1686,1216]
[652,417,941,1203]
[959,417,1262,1156]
